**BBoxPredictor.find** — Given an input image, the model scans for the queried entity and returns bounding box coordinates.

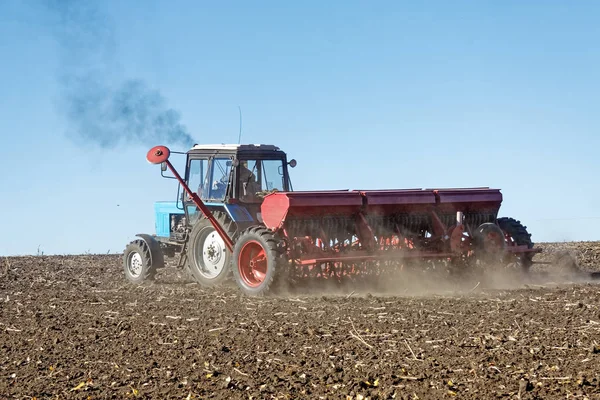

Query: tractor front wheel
[232,227,281,296]
[187,218,232,287]
[123,239,157,283]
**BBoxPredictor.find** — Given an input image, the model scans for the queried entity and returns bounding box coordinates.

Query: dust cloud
[267,253,595,299]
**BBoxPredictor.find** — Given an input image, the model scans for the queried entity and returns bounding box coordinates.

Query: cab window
[238,159,285,202]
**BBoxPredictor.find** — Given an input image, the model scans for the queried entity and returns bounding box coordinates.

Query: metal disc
[146,145,171,164]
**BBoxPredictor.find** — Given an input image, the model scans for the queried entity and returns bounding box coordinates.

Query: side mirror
[232,159,240,167]
[288,159,297,168]
[161,162,167,172]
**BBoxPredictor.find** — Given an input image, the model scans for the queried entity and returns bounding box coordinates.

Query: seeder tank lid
[189,144,281,151]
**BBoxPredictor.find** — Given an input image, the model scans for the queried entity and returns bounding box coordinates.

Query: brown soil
[1,242,600,399]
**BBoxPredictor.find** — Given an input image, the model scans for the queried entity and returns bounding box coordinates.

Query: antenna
[237,105,243,144]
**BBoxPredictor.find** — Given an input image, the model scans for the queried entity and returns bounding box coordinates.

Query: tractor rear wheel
[232,227,282,296]
[123,239,156,283]
[187,218,232,287]
[497,217,534,271]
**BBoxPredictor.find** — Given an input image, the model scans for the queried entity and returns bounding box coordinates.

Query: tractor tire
[187,217,232,287]
[232,227,283,297]
[123,239,157,284]
[497,217,534,270]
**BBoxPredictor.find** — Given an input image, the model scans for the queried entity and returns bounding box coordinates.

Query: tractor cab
[179,144,296,228]
[185,144,295,204]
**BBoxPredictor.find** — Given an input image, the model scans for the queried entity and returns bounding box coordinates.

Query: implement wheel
[187,218,232,287]
[123,239,156,283]
[497,217,534,271]
[232,227,281,296]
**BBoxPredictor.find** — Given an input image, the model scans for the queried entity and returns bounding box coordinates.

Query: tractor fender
[134,234,165,269]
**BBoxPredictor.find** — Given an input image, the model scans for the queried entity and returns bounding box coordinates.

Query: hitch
[146,145,235,252]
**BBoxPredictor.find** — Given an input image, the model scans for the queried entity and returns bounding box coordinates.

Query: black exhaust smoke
[42,0,195,149]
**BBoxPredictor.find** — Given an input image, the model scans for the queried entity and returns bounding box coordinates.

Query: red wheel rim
[238,240,268,287]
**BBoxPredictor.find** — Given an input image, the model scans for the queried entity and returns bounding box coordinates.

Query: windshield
[239,159,286,202]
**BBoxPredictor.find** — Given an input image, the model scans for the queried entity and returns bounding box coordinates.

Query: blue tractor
[122,143,297,289]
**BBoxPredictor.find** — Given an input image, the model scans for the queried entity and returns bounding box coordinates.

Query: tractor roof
[190,144,282,152]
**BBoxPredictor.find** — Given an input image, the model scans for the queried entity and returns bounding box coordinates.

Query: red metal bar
[298,251,456,265]
[164,159,235,252]
[355,212,376,251]
[296,245,540,266]
[297,250,456,265]
[429,210,447,237]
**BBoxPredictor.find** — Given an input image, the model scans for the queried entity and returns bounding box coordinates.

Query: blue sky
[0,0,598,255]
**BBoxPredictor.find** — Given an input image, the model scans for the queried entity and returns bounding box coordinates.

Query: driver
[239,161,256,184]
[239,160,260,200]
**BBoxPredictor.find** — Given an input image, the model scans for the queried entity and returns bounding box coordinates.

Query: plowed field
[1,242,600,399]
